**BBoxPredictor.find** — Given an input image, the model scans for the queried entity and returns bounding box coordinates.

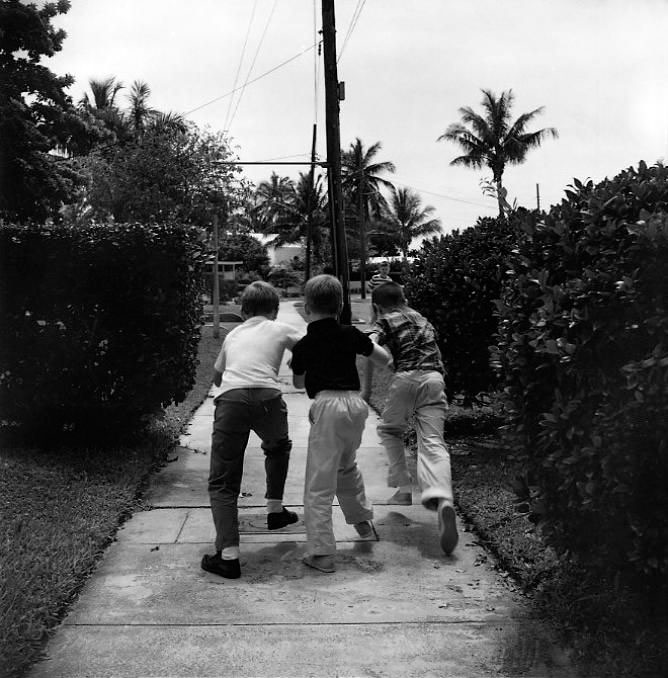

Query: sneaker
[381,490,412,506]
[438,502,459,555]
[267,507,299,530]
[302,554,336,573]
[201,553,241,579]
[354,520,379,540]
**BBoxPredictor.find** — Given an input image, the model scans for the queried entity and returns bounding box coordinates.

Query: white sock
[399,485,412,494]
[266,499,283,514]
[221,546,240,560]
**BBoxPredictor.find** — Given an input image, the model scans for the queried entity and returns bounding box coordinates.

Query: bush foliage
[0,222,205,440]
[404,215,519,402]
[494,161,668,580]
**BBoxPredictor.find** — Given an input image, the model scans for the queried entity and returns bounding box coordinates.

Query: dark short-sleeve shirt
[291,317,374,398]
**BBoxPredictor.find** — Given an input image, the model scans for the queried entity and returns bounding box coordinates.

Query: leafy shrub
[404,214,520,402]
[494,162,668,580]
[0,221,205,441]
[219,233,270,278]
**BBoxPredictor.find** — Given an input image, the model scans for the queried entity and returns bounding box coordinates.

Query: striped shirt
[373,306,444,374]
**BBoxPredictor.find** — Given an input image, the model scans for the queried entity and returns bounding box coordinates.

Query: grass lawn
[0,323,224,678]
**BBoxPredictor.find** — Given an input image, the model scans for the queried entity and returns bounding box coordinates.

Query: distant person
[291,274,392,573]
[368,260,393,293]
[366,281,458,555]
[201,281,303,579]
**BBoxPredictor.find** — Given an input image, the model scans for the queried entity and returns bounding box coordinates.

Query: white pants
[304,391,374,556]
[377,370,453,508]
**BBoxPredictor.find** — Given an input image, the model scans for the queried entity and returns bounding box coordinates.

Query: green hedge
[0,222,205,441]
[494,162,668,580]
[404,215,520,402]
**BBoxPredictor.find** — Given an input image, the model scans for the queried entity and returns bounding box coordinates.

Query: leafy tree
[438,89,558,217]
[77,123,242,227]
[218,233,269,279]
[0,0,87,221]
[342,138,395,297]
[384,186,441,262]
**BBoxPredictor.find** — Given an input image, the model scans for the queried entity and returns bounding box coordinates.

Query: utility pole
[321,0,351,324]
[305,123,317,282]
[212,212,220,339]
[536,183,541,212]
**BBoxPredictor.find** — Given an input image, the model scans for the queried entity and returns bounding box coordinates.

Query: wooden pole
[321,0,351,324]
[212,213,220,339]
[305,123,317,283]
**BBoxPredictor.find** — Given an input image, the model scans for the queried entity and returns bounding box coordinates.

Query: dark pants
[209,388,292,551]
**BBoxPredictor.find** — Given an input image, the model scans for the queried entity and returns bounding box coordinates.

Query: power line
[183,44,316,117]
[393,177,495,209]
[224,0,258,131]
[337,0,366,63]
[228,0,278,131]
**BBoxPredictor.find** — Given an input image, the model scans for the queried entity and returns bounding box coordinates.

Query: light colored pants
[304,391,374,556]
[377,370,453,509]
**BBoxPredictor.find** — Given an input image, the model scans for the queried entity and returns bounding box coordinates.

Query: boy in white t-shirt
[201,281,303,579]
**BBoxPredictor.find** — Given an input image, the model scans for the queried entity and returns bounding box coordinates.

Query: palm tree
[385,186,441,262]
[438,89,558,216]
[128,80,153,134]
[342,138,395,298]
[81,76,124,110]
[79,77,127,141]
[253,173,296,234]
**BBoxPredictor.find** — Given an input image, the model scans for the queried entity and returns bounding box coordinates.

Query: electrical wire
[393,177,496,209]
[183,44,316,117]
[228,0,278,131]
[224,0,258,131]
[337,0,366,63]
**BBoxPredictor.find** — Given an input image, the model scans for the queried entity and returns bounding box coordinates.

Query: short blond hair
[240,281,280,316]
[304,274,342,315]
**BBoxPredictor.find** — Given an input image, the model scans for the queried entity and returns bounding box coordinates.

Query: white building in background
[249,233,305,266]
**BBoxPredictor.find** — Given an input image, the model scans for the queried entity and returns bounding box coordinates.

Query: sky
[48,0,668,235]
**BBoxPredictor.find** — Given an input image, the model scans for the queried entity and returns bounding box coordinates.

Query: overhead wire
[337,0,366,63]
[228,0,278,131]
[224,0,258,131]
[183,44,316,117]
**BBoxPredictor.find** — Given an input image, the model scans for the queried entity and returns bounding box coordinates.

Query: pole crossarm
[214,161,329,167]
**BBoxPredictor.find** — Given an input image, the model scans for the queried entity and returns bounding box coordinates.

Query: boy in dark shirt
[291,275,392,573]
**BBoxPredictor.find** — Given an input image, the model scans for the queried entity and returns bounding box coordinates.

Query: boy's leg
[413,372,454,508]
[250,390,292,501]
[377,373,415,496]
[208,392,251,555]
[335,393,374,526]
[413,372,458,555]
[250,390,297,529]
[303,396,343,557]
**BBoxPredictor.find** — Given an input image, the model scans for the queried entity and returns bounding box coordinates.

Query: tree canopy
[0,0,87,221]
[438,89,558,216]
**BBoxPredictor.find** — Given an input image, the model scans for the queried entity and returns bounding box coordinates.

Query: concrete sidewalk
[29,301,575,678]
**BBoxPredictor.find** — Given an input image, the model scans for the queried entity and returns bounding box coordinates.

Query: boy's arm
[212,342,226,388]
[290,341,306,390]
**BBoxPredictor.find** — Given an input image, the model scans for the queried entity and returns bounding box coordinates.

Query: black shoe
[267,507,298,530]
[201,553,241,579]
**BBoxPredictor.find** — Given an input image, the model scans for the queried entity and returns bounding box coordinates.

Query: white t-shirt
[213,316,303,397]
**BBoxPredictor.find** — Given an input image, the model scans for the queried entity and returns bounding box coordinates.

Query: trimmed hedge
[0,222,205,441]
[494,162,668,581]
[404,215,520,402]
